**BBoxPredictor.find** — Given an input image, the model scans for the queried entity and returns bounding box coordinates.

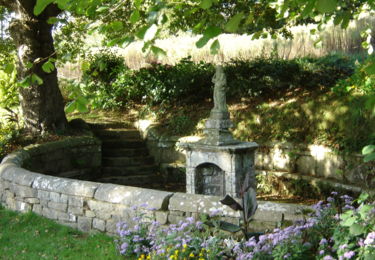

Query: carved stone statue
[212,65,228,112]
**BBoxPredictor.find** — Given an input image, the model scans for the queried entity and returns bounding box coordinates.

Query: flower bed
[116,193,375,259]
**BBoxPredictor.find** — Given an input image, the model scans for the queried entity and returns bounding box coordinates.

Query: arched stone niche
[196,163,225,196]
[182,142,258,198]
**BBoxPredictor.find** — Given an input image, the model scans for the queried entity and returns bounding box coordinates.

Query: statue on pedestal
[212,65,228,113]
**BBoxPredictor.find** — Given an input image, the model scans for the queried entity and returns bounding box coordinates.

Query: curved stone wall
[135,120,374,192]
[0,136,308,234]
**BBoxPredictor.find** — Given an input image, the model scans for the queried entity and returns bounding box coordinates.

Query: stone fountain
[180,66,258,198]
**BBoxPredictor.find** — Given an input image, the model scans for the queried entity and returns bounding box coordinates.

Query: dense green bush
[81,49,129,109]
[79,53,356,110]
[131,57,214,105]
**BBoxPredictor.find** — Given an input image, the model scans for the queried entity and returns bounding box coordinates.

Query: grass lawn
[0,205,122,260]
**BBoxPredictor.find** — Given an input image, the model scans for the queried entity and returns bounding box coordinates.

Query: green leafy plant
[362,145,375,162]
[219,174,260,240]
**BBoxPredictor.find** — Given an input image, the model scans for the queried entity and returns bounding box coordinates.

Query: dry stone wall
[135,120,373,190]
[0,136,308,234]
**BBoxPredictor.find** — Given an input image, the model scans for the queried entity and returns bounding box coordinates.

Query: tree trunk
[8,1,67,134]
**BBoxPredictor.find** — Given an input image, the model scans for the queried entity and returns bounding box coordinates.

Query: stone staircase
[90,123,162,186]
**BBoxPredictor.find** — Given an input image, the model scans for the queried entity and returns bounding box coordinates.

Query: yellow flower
[175,249,179,255]
[189,252,195,258]
[183,244,188,249]
[146,255,151,260]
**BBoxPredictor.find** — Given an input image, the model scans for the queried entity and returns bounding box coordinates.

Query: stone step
[102,147,150,157]
[93,129,141,139]
[102,156,154,167]
[89,122,132,129]
[97,174,163,186]
[101,165,157,176]
[102,139,146,149]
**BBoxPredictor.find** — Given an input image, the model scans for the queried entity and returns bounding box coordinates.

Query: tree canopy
[0,0,374,134]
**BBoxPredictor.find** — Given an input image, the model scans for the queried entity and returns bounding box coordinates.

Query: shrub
[130,57,214,106]
[0,123,21,160]
[81,49,129,109]
[77,53,356,110]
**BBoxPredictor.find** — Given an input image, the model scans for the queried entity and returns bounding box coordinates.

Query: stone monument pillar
[180,66,258,198]
[202,65,238,146]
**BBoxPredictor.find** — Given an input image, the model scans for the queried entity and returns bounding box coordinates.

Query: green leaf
[56,0,69,10]
[333,14,342,26]
[358,205,373,219]
[19,76,31,88]
[4,63,14,74]
[316,0,337,13]
[134,0,143,9]
[196,36,210,48]
[357,193,369,203]
[130,10,140,24]
[34,0,54,16]
[364,152,375,163]
[341,216,356,227]
[96,6,109,13]
[349,223,366,236]
[31,74,43,85]
[150,46,166,57]
[65,101,77,114]
[225,12,244,33]
[136,26,149,39]
[243,187,257,220]
[42,61,55,73]
[26,62,33,70]
[110,21,123,31]
[362,145,375,155]
[47,17,59,24]
[302,0,316,18]
[196,26,221,48]
[200,0,212,9]
[340,11,351,29]
[220,195,243,211]
[218,221,241,233]
[76,101,89,113]
[205,26,221,38]
[77,96,89,106]
[210,39,220,55]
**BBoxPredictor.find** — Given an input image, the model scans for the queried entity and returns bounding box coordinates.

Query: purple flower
[120,242,129,254]
[323,256,336,260]
[186,216,195,223]
[331,191,338,196]
[209,208,222,217]
[320,238,328,245]
[343,251,355,259]
[364,232,375,245]
[327,197,334,202]
[283,253,291,258]
[320,250,325,255]
[195,221,203,229]
[339,244,347,250]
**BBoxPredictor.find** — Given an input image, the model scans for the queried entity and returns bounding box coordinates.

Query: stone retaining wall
[135,120,374,189]
[0,136,308,234]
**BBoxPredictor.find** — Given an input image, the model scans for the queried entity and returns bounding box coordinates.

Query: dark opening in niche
[196,163,225,196]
